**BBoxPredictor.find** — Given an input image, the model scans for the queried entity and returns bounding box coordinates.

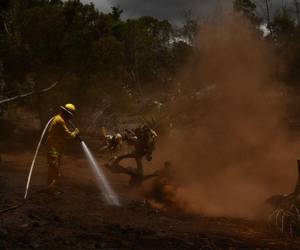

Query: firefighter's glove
[73,128,82,141]
[74,128,80,136]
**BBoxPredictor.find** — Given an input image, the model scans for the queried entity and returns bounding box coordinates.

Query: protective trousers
[47,152,61,191]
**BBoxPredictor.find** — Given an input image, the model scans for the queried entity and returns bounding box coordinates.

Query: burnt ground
[0,146,300,250]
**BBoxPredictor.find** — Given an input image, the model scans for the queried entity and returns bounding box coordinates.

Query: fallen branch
[0,82,58,105]
[105,154,158,187]
[0,201,25,215]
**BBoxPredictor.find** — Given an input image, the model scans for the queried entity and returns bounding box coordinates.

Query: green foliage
[110,6,123,21]
[181,10,197,45]
[1,0,185,102]
[123,16,174,89]
[3,0,300,137]
[140,104,173,135]
[233,0,256,14]
[271,9,296,42]
[233,0,260,23]
[6,0,300,126]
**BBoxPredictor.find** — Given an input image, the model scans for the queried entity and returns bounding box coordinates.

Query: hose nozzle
[68,120,82,142]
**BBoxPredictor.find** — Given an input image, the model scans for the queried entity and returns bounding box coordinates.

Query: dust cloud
[152,15,300,218]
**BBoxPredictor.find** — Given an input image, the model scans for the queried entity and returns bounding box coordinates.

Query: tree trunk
[105,153,157,187]
[265,0,273,36]
[295,0,300,24]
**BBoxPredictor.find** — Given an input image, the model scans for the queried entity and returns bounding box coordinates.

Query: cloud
[82,0,297,25]
[110,0,229,22]
[84,0,232,24]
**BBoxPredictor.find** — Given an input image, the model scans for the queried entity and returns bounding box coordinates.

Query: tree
[181,10,198,45]
[124,16,174,92]
[0,0,188,128]
[110,6,122,21]
[294,0,300,24]
[233,0,260,24]
[271,8,296,44]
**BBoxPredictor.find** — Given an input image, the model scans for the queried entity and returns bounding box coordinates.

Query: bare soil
[1,145,300,250]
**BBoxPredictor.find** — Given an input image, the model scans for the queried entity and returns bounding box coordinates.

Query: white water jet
[81,141,121,206]
[24,117,54,199]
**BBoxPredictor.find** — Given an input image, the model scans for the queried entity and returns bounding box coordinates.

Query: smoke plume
[152,14,300,218]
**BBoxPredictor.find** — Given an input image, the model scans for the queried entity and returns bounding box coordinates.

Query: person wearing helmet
[46,103,80,192]
[107,133,123,151]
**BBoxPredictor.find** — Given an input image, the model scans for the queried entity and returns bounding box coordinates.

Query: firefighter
[104,133,123,152]
[140,125,158,161]
[46,103,79,192]
[125,126,157,158]
[123,125,158,179]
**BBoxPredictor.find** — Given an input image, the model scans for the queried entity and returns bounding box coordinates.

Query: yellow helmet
[60,103,76,115]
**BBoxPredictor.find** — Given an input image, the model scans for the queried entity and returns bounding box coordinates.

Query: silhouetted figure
[105,125,158,186]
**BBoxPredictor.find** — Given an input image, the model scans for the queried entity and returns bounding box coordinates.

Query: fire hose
[0,117,55,215]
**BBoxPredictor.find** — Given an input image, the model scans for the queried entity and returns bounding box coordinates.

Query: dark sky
[108,0,231,24]
[81,0,296,24]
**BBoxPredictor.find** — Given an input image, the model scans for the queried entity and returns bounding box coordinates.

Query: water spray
[68,120,121,206]
[81,141,120,206]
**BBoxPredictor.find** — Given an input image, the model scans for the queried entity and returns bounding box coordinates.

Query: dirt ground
[1,144,300,250]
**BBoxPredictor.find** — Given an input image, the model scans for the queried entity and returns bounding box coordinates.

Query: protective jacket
[46,114,77,155]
